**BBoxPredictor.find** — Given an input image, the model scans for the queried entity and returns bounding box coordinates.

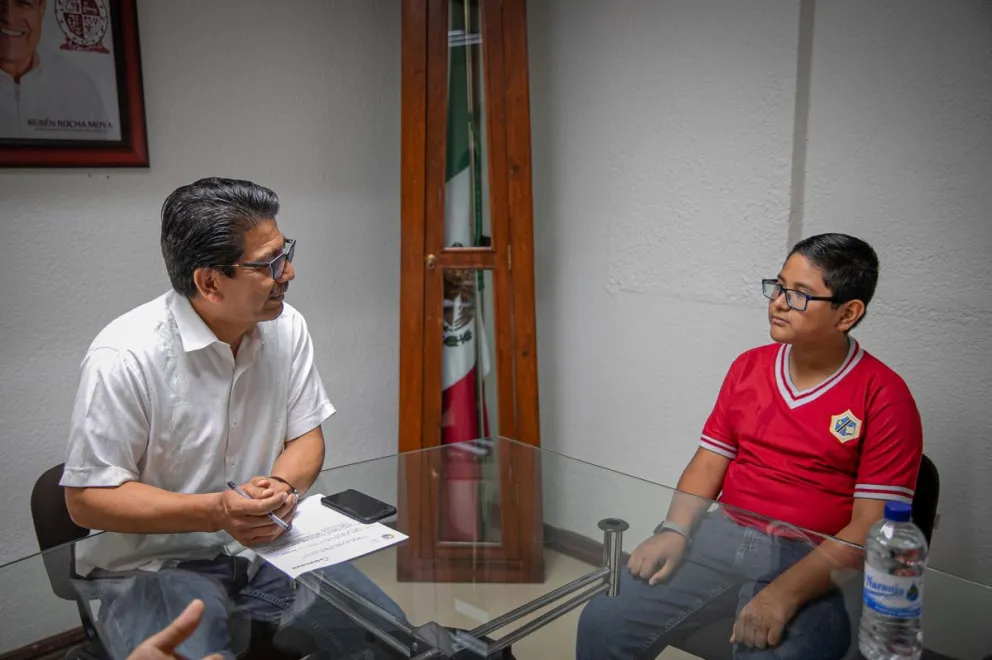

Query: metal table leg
[598,517,630,597]
[304,517,631,659]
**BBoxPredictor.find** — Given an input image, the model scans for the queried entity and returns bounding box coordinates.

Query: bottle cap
[884,501,912,522]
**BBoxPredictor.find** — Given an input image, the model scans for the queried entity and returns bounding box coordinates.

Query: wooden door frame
[398,0,429,457]
[398,0,543,583]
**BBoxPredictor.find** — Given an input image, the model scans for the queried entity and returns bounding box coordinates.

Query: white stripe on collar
[775,339,864,410]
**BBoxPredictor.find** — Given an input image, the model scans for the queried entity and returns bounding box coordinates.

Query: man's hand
[248,476,299,524]
[212,481,288,547]
[126,599,223,660]
[731,584,799,650]
[627,532,688,585]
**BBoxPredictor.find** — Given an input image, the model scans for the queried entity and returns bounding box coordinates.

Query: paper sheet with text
[253,494,407,578]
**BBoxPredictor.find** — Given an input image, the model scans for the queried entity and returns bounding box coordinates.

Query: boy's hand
[627,531,688,585]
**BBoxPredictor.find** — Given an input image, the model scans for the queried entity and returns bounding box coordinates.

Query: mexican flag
[441,1,491,541]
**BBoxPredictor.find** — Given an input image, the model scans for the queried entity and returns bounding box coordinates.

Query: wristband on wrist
[653,520,692,542]
[269,475,299,495]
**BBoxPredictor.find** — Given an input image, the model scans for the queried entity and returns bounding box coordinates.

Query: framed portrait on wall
[0,0,148,167]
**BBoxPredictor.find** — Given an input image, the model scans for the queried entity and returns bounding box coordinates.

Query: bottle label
[863,565,923,618]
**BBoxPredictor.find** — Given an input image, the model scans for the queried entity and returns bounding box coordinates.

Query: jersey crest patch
[830,410,863,443]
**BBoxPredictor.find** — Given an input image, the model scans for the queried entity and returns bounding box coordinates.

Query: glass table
[2,437,989,660]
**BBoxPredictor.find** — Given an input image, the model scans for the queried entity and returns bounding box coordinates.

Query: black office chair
[30,464,307,660]
[912,454,940,545]
[676,453,941,660]
[31,464,106,660]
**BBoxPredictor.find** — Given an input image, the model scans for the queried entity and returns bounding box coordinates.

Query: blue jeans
[77,556,406,659]
[575,511,852,660]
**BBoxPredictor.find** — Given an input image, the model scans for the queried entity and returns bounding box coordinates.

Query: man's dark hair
[789,232,879,329]
[161,177,280,298]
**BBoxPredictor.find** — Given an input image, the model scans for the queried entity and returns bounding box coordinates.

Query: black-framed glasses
[217,239,296,280]
[762,279,837,312]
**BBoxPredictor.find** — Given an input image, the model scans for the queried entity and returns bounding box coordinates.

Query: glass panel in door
[445,0,490,249]
[439,268,501,543]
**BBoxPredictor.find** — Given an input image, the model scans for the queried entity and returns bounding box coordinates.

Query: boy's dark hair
[789,233,879,330]
[161,177,280,299]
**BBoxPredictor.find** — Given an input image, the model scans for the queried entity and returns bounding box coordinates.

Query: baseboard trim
[543,523,629,568]
[0,627,87,660]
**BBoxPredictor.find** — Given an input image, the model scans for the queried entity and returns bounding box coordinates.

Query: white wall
[529,0,800,498]
[530,0,992,587]
[803,0,992,584]
[0,0,400,651]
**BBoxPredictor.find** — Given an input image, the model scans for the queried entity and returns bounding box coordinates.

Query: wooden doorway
[397,0,542,582]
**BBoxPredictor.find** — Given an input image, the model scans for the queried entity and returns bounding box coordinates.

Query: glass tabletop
[2,437,990,659]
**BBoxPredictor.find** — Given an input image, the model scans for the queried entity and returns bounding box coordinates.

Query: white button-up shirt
[0,51,113,141]
[61,291,335,573]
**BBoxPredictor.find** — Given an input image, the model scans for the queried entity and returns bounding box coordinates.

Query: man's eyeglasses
[216,239,296,280]
[762,279,837,312]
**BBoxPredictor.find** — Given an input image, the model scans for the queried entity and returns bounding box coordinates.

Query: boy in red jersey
[576,233,923,660]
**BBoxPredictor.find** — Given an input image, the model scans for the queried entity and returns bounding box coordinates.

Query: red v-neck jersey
[699,341,923,536]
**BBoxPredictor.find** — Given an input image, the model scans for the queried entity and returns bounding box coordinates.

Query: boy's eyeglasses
[762,279,838,312]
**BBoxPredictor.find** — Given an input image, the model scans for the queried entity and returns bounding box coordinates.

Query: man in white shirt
[61,177,405,659]
[1,0,112,140]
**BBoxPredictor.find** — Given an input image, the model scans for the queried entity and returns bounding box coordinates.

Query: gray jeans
[76,556,406,659]
[575,510,853,660]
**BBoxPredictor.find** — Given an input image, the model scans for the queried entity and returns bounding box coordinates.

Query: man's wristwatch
[269,475,299,495]
[653,520,691,542]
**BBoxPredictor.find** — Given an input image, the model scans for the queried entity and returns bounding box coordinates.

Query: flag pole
[464,0,484,289]
[463,0,489,440]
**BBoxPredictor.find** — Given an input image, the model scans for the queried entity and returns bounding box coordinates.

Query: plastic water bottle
[859,501,928,660]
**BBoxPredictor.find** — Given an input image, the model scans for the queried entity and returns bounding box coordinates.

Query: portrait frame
[0,0,148,168]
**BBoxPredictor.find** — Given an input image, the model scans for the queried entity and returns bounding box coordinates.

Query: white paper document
[253,494,407,578]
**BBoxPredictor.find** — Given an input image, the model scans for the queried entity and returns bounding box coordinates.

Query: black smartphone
[320,489,397,524]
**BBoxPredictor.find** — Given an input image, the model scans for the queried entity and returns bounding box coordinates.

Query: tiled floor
[352,548,700,660]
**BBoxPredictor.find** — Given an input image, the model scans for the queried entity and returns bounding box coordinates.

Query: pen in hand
[226,480,293,532]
